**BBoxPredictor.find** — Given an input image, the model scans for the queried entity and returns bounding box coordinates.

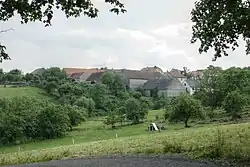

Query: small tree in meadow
[103,113,118,129]
[222,90,245,121]
[168,93,203,128]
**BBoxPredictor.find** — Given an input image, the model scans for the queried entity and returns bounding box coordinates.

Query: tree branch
[0,28,14,33]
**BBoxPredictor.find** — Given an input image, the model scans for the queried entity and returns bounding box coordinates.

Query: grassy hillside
[0,109,204,154]
[0,87,53,100]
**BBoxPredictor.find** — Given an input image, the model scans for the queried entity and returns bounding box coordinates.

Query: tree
[37,103,70,139]
[101,72,126,97]
[64,105,86,130]
[222,90,246,120]
[125,98,147,124]
[139,96,153,111]
[191,0,250,61]
[103,113,118,129]
[74,96,95,117]
[116,106,127,126]
[0,0,126,62]
[194,65,223,110]
[0,28,14,62]
[168,93,203,128]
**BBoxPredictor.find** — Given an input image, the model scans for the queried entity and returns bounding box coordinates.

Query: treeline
[165,66,250,127]
[0,69,25,83]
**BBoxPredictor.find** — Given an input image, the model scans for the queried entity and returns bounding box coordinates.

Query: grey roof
[142,78,172,90]
[168,69,186,78]
[86,72,104,81]
[116,69,164,80]
[70,72,84,79]
[31,68,46,75]
[186,79,200,88]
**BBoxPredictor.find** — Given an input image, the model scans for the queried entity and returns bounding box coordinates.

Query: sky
[1,0,250,73]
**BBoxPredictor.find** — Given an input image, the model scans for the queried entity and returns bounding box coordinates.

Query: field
[0,87,250,166]
[0,86,54,100]
[0,107,250,166]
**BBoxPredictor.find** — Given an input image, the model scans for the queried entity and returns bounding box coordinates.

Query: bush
[223,90,246,120]
[64,105,86,129]
[37,103,70,139]
[0,97,79,146]
[74,96,95,117]
[153,97,168,110]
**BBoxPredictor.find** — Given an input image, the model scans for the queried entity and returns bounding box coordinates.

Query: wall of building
[129,79,148,89]
[183,81,195,95]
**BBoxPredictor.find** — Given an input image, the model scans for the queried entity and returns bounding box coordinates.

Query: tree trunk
[184,120,189,128]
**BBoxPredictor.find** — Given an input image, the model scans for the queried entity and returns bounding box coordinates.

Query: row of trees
[0,69,24,83]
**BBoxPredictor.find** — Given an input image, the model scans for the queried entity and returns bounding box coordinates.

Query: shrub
[64,105,86,129]
[37,103,70,139]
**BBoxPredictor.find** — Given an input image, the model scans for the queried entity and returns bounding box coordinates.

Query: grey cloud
[0,0,249,73]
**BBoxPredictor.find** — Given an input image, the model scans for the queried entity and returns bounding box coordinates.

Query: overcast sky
[0,0,249,73]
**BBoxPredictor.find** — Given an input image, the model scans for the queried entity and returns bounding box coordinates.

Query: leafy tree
[90,83,110,111]
[74,96,95,117]
[191,0,250,60]
[139,96,153,111]
[0,0,126,62]
[0,111,26,145]
[130,90,142,99]
[222,90,246,120]
[37,103,70,139]
[194,66,223,110]
[64,105,86,130]
[116,106,127,126]
[153,96,168,110]
[125,98,147,124]
[218,67,250,96]
[168,93,203,128]
[103,113,118,129]
[101,72,126,97]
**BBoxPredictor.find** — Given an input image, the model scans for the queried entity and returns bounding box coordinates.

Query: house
[141,66,163,73]
[142,78,186,97]
[167,69,187,83]
[63,68,105,82]
[70,72,84,82]
[86,72,104,84]
[115,69,165,90]
[190,70,204,80]
[183,79,200,95]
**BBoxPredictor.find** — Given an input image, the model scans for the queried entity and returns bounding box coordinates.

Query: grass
[0,122,249,166]
[0,86,54,101]
[0,110,167,153]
